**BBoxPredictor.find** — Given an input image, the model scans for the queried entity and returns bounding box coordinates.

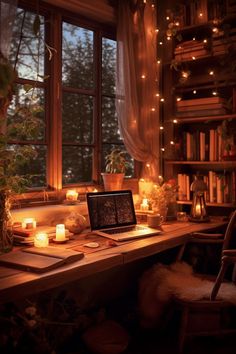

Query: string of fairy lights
[139,1,226,179]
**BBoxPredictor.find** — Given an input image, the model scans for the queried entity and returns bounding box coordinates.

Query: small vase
[0,190,13,253]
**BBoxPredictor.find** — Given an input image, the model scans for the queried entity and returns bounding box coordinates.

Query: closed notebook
[0,246,84,273]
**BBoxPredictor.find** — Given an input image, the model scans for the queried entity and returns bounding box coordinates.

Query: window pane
[62,23,94,89]
[62,146,93,184]
[62,93,93,144]
[8,85,45,141]
[102,38,116,95]
[102,144,134,178]
[10,8,45,81]
[102,97,121,143]
[8,144,47,188]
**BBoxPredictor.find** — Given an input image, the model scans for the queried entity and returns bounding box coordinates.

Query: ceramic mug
[147,214,164,228]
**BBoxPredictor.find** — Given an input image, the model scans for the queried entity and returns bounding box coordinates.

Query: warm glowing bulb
[157,60,161,64]
[161,148,165,152]
[212,91,217,96]
[151,107,156,111]
[193,37,196,41]
[213,27,219,33]
[173,119,178,124]
[209,70,214,75]
[175,21,180,26]
[199,12,203,17]
[176,97,181,101]
[192,56,196,60]
[182,71,189,78]
[166,16,170,20]
[155,28,159,33]
[146,163,150,168]
[160,98,165,102]
[156,93,160,97]
[170,141,175,145]
[159,41,163,45]
[193,90,197,94]
[167,36,171,40]
[141,74,146,79]
[203,39,207,43]
[160,126,164,130]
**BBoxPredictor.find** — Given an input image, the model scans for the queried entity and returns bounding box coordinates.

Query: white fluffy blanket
[138,262,236,328]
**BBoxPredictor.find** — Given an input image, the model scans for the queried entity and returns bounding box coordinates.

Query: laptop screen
[86,190,137,231]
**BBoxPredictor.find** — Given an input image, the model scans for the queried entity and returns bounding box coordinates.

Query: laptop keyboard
[104,225,147,234]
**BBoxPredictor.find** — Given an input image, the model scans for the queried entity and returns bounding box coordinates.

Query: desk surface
[0,219,226,304]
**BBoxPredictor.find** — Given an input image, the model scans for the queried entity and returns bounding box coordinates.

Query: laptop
[86,190,162,241]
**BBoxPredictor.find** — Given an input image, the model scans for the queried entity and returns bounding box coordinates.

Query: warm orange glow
[34,233,49,248]
[66,190,78,201]
[22,218,36,229]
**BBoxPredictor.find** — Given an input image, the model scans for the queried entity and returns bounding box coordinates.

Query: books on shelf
[175,49,209,61]
[180,125,225,162]
[176,108,227,118]
[177,171,236,205]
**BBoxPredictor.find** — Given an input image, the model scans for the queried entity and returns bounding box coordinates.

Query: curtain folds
[0,0,17,58]
[116,0,160,180]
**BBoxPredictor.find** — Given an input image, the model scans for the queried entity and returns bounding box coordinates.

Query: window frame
[12,0,137,206]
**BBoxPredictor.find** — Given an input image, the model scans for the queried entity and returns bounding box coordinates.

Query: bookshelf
[159,0,236,214]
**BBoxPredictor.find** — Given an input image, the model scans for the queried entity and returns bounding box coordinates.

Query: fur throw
[138,261,236,328]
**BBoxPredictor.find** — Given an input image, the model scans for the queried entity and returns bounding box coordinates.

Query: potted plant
[101,149,128,191]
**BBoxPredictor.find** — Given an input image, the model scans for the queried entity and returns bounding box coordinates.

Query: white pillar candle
[22,218,37,229]
[34,233,49,248]
[56,224,66,241]
[66,190,78,201]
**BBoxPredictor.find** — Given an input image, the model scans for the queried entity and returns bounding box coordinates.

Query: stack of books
[176,96,229,118]
[174,39,209,61]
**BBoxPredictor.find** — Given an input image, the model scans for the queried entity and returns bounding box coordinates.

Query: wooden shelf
[166,114,236,124]
[165,160,236,167]
[177,200,236,208]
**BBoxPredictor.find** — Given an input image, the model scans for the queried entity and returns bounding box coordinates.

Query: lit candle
[140,198,149,211]
[56,224,66,241]
[66,190,78,202]
[22,218,37,229]
[195,203,201,217]
[93,188,98,193]
[34,233,49,248]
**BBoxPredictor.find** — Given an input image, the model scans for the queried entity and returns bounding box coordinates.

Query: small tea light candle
[22,218,37,229]
[34,233,49,248]
[56,224,66,241]
[140,198,149,211]
[66,190,78,202]
[93,188,98,193]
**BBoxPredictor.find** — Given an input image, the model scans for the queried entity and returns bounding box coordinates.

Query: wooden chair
[173,210,236,352]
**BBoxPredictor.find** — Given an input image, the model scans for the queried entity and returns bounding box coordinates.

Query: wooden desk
[0,219,226,304]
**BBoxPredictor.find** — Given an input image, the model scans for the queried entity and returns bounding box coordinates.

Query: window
[9,1,134,194]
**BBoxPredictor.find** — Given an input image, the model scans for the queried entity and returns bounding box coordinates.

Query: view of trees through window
[8,3,134,191]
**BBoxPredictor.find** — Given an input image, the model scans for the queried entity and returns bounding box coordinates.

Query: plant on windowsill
[101,148,128,191]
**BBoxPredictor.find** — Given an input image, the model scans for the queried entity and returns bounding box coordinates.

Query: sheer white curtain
[0,0,17,58]
[116,0,160,180]
[0,0,17,125]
